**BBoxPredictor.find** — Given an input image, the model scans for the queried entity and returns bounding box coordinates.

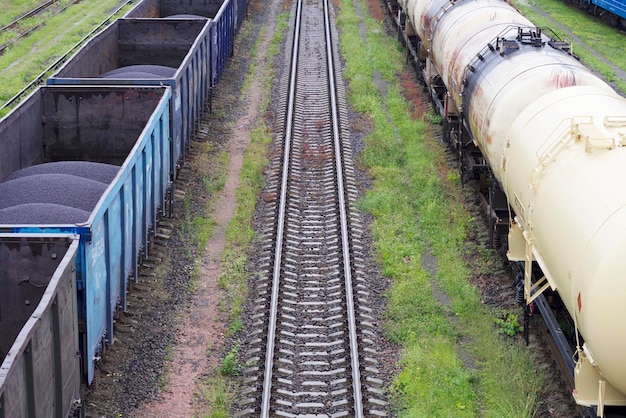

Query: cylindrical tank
[403,0,626,403]
[502,86,626,396]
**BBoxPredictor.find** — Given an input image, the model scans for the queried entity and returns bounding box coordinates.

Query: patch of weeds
[191,216,218,250]
[157,372,170,391]
[219,343,242,376]
[196,374,230,418]
[228,318,244,333]
[187,263,201,293]
[493,310,524,336]
[199,150,229,195]
[425,109,443,124]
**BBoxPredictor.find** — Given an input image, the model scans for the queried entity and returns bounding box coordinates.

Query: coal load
[0,174,108,212]
[6,161,120,184]
[0,203,90,224]
[99,65,177,79]
[165,14,206,18]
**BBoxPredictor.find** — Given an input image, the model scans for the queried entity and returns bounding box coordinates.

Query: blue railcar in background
[0,234,82,418]
[592,0,626,21]
[0,85,172,385]
[47,18,211,180]
[572,0,626,28]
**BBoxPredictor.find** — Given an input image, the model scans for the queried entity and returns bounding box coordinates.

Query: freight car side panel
[47,18,211,179]
[187,38,209,141]
[0,85,172,384]
[0,235,81,418]
[212,0,234,85]
[125,0,225,18]
[0,95,43,183]
[79,87,170,383]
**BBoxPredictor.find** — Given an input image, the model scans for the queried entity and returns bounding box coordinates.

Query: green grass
[219,343,243,376]
[0,0,52,27]
[338,0,545,415]
[0,0,131,115]
[196,378,230,418]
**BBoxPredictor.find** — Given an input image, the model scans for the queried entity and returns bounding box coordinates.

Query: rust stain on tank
[421,9,437,42]
[549,69,577,88]
[448,41,467,96]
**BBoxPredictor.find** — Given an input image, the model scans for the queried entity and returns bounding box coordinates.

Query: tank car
[0,0,250,413]
[392,0,626,414]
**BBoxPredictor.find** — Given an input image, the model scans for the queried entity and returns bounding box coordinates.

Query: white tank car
[401,0,626,413]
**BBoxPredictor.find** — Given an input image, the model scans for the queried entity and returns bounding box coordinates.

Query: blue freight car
[0,234,81,418]
[592,0,626,21]
[0,85,172,384]
[47,18,211,180]
[125,0,249,91]
[212,0,249,85]
[568,0,626,28]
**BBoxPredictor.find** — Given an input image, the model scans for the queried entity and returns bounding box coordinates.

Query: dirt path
[134,1,282,416]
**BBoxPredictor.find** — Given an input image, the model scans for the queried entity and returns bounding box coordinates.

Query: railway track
[0,0,82,56]
[0,0,134,112]
[1,0,58,31]
[235,0,388,416]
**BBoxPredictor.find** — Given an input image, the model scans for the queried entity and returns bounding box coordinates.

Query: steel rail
[0,0,57,32]
[323,0,364,414]
[260,0,364,414]
[0,0,135,112]
[259,0,303,415]
[0,0,81,56]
